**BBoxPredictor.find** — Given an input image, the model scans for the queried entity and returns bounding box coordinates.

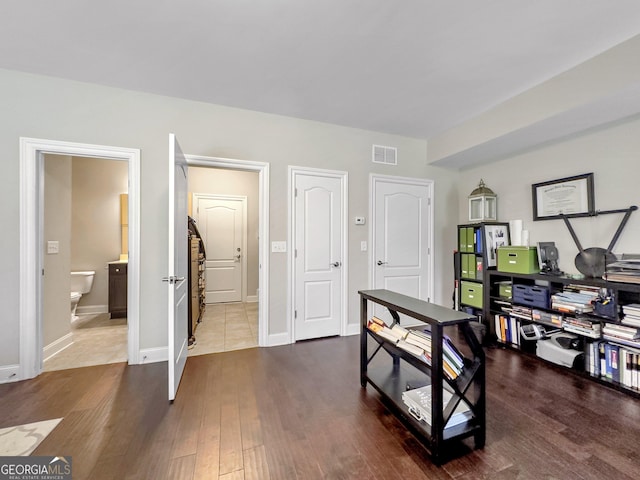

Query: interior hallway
[43,302,258,372]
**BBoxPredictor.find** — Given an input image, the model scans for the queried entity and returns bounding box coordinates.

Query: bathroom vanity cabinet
[108,262,128,318]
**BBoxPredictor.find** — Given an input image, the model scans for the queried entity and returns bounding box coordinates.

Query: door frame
[192,193,249,303]
[19,137,141,381]
[185,155,270,347]
[369,174,435,301]
[288,166,348,342]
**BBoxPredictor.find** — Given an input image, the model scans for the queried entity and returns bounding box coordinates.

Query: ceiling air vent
[372,145,397,165]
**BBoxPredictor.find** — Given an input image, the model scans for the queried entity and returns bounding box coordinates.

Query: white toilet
[70,271,95,322]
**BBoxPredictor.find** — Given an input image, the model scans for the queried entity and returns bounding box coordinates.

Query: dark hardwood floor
[2,335,640,479]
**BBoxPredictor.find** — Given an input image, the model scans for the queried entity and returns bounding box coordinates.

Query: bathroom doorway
[19,138,140,381]
[187,166,261,355]
[41,154,130,371]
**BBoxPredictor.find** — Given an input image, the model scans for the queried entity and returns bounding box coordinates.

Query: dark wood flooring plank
[3,336,640,480]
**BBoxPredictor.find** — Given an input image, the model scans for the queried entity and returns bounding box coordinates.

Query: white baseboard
[76,304,109,315]
[43,333,74,362]
[345,323,361,336]
[139,347,168,364]
[0,364,20,384]
[266,332,291,347]
[245,295,258,303]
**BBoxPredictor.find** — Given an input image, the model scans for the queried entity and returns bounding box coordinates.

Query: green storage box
[461,281,483,308]
[497,246,540,274]
[497,281,512,299]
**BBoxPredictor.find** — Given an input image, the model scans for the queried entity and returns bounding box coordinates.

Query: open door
[167,133,189,401]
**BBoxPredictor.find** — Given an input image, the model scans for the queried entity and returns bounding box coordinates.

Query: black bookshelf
[359,289,486,465]
[486,270,640,398]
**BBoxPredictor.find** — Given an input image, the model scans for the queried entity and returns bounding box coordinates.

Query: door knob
[377,260,388,266]
[331,261,341,267]
[235,254,241,261]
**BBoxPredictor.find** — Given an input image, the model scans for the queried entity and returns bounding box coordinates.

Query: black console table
[359,289,486,464]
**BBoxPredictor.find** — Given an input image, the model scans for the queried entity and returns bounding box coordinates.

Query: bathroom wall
[188,167,260,300]
[71,156,128,311]
[43,155,72,347]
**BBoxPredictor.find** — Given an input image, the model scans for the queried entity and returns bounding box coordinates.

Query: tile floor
[43,302,258,372]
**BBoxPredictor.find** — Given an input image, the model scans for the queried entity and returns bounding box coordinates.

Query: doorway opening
[188,169,260,354]
[185,155,269,349]
[42,154,130,371]
[19,138,140,381]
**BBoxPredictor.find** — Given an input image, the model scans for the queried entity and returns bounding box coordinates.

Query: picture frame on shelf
[532,173,595,221]
[484,224,509,267]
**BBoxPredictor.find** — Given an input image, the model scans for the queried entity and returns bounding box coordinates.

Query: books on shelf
[551,291,595,314]
[586,340,640,391]
[494,314,520,346]
[402,384,473,428]
[561,316,601,338]
[604,259,640,284]
[602,323,640,341]
[366,317,463,379]
[622,304,640,327]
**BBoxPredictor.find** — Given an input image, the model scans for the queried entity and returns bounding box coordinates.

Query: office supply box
[460,281,483,309]
[497,281,512,299]
[513,284,550,309]
[498,246,540,274]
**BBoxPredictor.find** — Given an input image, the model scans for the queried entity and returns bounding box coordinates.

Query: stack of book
[509,305,532,321]
[602,323,640,346]
[551,291,595,314]
[562,316,602,338]
[366,317,464,380]
[622,304,640,327]
[604,259,640,284]
[401,384,473,428]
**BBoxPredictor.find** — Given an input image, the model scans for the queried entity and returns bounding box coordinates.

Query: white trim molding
[0,365,21,384]
[139,347,168,364]
[19,137,141,381]
[43,333,73,362]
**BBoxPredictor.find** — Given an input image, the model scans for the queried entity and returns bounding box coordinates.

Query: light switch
[47,240,59,254]
[360,241,367,252]
[355,216,366,225]
[271,241,287,253]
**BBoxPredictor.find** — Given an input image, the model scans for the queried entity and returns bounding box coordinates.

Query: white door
[167,134,189,402]
[194,195,245,303]
[293,172,344,340]
[372,176,433,324]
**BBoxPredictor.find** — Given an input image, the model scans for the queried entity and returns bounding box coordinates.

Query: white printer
[536,332,584,369]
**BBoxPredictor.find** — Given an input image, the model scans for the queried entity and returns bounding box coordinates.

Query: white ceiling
[2,1,640,163]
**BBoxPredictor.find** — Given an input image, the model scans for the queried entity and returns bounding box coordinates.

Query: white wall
[43,155,72,347]
[458,115,640,275]
[71,156,128,310]
[0,68,459,368]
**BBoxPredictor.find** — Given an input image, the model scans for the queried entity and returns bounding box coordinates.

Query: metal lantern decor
[468,179,497,221]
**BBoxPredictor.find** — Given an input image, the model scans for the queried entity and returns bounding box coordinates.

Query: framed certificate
[532,173,595,221]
